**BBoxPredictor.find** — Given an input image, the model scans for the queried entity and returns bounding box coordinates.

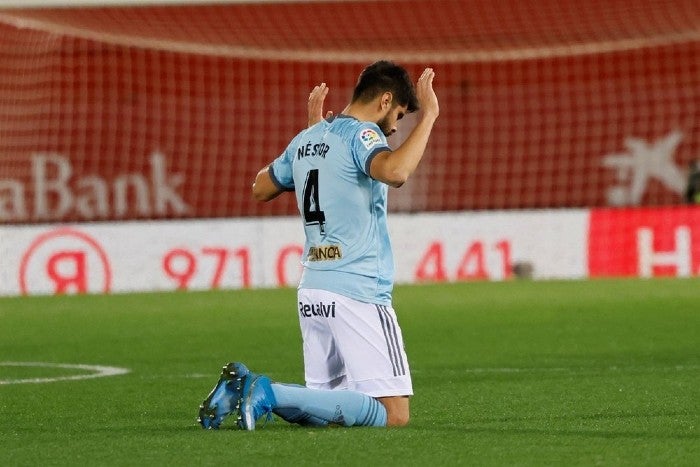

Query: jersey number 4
[303,169,326,234]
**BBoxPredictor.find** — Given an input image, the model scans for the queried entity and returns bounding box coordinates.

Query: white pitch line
[0,361,130,385]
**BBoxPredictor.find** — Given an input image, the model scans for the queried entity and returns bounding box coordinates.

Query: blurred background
[0,0,698,294]
[1,0,699,220]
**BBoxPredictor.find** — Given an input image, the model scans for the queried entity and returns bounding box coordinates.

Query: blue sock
[273,408,329,427]
[271,384,328,427]
[270,383,387,427]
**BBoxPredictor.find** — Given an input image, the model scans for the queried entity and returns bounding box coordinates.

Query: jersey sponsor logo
[307,245,342,261]
[298,301,336,318]
[359,128,382,150]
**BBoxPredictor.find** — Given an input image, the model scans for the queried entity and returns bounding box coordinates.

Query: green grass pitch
[1,279,698,466]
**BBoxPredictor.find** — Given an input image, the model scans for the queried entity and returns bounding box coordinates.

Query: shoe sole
[197,363,247,429]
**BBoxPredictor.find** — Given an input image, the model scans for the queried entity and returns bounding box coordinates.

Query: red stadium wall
[0,1,699,223]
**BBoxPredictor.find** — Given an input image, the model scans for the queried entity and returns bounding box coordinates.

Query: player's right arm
[370,68,439,188]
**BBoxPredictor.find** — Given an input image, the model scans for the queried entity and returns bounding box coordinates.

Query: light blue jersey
[269,115,394,305]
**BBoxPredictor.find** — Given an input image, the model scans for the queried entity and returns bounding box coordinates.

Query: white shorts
[297,288,413,398]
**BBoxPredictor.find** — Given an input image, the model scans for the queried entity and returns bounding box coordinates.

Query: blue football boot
[197,362,250,429]
[238,373,277,431]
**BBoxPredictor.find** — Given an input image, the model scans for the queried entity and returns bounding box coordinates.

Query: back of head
[351,60,419,112]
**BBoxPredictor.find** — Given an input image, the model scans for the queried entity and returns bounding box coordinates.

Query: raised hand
[308,82,333,127]
[416,68,439,120]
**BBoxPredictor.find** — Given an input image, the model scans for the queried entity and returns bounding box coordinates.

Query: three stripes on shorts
[375,305,407,377]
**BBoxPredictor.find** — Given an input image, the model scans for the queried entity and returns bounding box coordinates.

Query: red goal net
[0,0,699,223]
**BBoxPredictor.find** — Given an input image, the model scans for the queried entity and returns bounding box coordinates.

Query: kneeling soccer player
[198,60,439,429]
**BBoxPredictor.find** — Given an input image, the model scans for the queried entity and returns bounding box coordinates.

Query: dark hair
[351,60,419,112]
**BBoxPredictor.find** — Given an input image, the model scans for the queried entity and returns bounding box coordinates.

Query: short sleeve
[351,123,391,177]
[269,137,299,191]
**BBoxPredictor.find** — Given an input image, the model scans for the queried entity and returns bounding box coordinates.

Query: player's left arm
[252,165,284,201]
[254,83,332,202]
[308,82,333,127]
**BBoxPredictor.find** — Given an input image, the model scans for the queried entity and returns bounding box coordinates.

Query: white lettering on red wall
[588,207,700,277]
[0,152,188,222]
